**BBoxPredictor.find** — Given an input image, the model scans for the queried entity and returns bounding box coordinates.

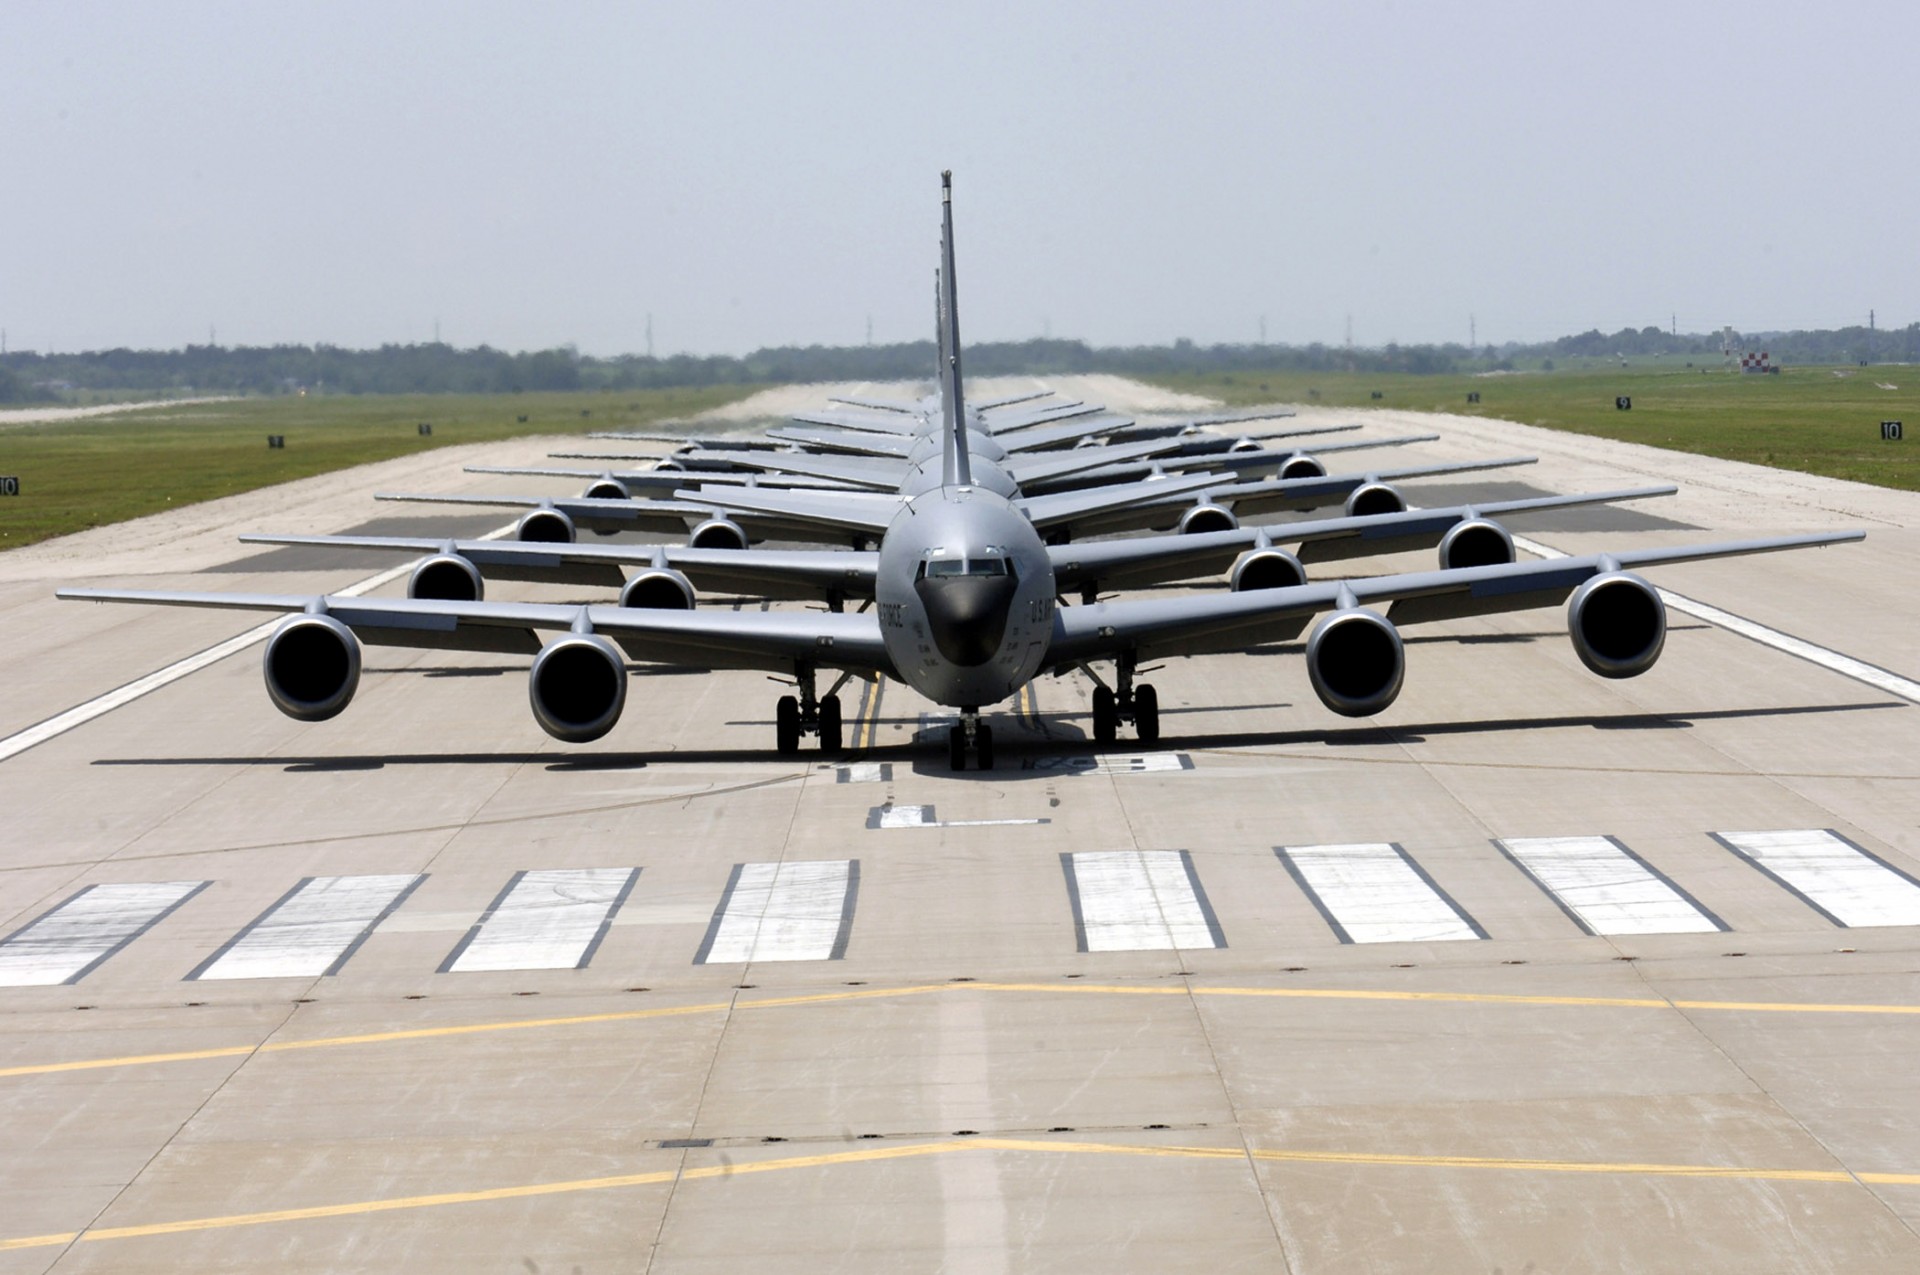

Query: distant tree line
[4,323,1917,401]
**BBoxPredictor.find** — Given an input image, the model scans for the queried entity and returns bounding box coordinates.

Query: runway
[3,383,1919,1271]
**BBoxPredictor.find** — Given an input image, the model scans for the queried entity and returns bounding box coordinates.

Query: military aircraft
[59,173,1863,770]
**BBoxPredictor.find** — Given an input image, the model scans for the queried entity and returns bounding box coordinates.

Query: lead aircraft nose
[914,575,1018,666]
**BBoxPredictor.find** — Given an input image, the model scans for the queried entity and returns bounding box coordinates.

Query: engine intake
[1280,455,1326,480]
[1229,547,1306,592]
[1344,482,1405,518]
[1568,571,1665,679]
[529,634,627,743]
[517,507,576,543]
[620,568,696,610]
[1229,436,1264,453]
[583,478,630,501]
[1438,518,1515,570]
[1178,503,1238,535]
[689,517,748,550]
[408,553,484,602]
[264,614,361,722]
[1305,607,1404,717]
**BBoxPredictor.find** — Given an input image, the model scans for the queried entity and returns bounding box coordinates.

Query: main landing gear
[947,707,994,772]
[774,666,844,755]
[1089,654,1160,745]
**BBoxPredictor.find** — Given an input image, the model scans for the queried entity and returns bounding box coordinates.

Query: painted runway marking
[1278,843,1486,944]
[9,1133,1920,1253]
[439,868,638,973]
[1496,836,1725,935]
[837,762,892,783]
[1,523,518,764]
[1062,850,1226,952]
[17,979,1920,1081]
[694,860,858,963]
[1713,829,1920,927]
[1512,532,1920,703]
[867,804,1047,829]
[1022,752,1194,776]
[188,875,424,980]
[0,881,209,986]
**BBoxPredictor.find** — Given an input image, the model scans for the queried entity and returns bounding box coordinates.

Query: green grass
[1144,363,1920,491]
[0,386,753,549]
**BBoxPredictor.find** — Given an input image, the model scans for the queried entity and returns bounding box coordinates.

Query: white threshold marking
[1497,836,1724,935]
[440,868,638,973]
[1278,843,1485,944]
[1511,532,1920,703]
[1023,752,1194,776]
[694,861,857,963]
[1714,829,1920,928]
[189,874,423,980]
[838,762,891,784]
[1064,850,1225,952]
[0,881,209,986]
[0,522,518,764]
[869,804,1047,829]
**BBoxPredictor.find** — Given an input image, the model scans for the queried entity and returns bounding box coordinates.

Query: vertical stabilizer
[939,171,973,489]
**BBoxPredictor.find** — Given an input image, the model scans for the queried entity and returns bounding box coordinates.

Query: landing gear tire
[818,694,843,753]
[975,723,994,771]
[1134,684,1160,743]
[1091,686,1118,744]
[948,725,968,771]
[775,695,801,756]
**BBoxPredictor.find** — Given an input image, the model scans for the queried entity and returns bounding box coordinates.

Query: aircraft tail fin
[937,171,973,489]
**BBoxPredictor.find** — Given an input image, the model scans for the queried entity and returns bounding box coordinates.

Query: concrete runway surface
[3,381,1919,1271]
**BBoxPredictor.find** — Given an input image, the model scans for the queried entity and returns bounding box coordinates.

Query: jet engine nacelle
[1344,482,1405,518]
[407,553,485,602]
[1229,436,1265,453]
[654,457,687,471]
[1280,455,1327,480]
[583,477,630,501]
[264,614,361,722]
[528,633,627,743]
[688,517,748,551]
[1229,547,1306,592]
[1437,517,1516,570]
[620,568,695,610]
[1305,607,1405,717]
[1178,503,1239,535]
[517,507,576,543]
[1567,571,1665,679]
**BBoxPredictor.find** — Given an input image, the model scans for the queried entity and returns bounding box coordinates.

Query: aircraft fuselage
[875,485,1056,707]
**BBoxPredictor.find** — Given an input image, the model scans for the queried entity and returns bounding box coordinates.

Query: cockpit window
[916,552,1016,581]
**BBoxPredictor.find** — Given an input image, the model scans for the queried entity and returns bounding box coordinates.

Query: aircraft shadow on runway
[87,700,1903,779]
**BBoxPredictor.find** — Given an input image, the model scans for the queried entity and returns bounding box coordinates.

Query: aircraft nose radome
[914,576,1017,667]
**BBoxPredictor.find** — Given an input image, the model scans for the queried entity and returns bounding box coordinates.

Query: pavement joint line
[1511,532,1920,704]
[6,980,1918,1080]
[0,523,519,765]
[5,1135,1917,1252]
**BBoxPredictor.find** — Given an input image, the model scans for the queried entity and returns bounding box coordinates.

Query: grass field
[4,364,1917,550]
[0,386,752,549]
[1142,362,1920,491]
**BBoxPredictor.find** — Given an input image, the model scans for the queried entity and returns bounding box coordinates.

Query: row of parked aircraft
[61,174,1862,769]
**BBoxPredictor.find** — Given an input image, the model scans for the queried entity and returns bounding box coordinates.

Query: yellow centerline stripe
[5,1136,1917,1251]
[6,979,1916,1081]
[856,674,886,749]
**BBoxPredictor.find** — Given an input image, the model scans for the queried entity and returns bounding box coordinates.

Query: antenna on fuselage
[939,170,973,489]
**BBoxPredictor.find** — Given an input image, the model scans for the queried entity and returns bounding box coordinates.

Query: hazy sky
[4,1,1915,357]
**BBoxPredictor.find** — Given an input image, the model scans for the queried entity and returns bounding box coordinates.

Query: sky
[3,1,1915,358]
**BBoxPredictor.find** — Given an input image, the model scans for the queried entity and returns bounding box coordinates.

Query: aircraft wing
[764,425,921,457]
[57,590,897,676]
[236,534,880,598]
[372,493,734,537]
[1002,437,1196,486]
[788,408,927,435]
[1012,471,1236,533]
[1046,486,1678,595]
[671,485,910,536]
[702,449,910,490]
[1043,532,1862,667]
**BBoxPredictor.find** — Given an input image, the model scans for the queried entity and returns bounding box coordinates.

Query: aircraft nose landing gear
[947,707,993,771]
[1088,654,1160,745]
[774,666,844,755]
